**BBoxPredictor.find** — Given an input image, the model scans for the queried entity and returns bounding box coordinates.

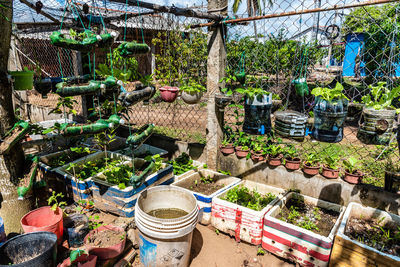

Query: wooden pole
[191,0,399,28]
[109,0,223,21]
[19,0,60,23]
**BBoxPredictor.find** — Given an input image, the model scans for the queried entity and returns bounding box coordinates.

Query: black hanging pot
[243,94,272,135]
[215,93,232,111]
[34,78,52,98]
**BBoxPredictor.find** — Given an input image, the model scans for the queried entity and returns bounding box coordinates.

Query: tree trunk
[251,2,258,42]
[0,0,32,234]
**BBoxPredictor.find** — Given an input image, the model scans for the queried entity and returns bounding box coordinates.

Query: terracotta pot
[251,150,265,163]
[58,254,97,267]
[235,146,250,158]
[302,163,320,176]
[21,206,63,244]
[159,86,179,102]
[220,144,234,155]
[268,154,283,166]
[321,166,339,179]
[343,170,364,184]
[285,157,301,171]
[84,225,126,260]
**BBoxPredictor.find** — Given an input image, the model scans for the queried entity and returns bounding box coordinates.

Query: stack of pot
[274,110,308,139]
[357,108,396,145]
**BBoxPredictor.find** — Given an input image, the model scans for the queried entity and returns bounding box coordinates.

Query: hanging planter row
[159,80,207,104]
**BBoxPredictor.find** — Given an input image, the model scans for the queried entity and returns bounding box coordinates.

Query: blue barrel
[0,217,5,245]
[312,97,348,143]
[243,94,272,135]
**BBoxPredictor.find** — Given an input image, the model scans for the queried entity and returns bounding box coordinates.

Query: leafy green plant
[180,79,206,93]
[139,74,154,87]
[218,169,231,176]
[88,214,102,230]
[145,154,163,172]
[361,82,400,112]
[167,153,197,175]
[48,96,78,116]
[385,157,400,173]
[311,82,348,101]
[267,144,283,158]
[223,185,276,211]
[343,157,359,174]
[67,158,125,181]
[324,155,341,170]
[236,87,270,101]
[303,152,320,167]
[96,48,138,82]
[47,191,67,212]
[284,145,298,159]
[234,131,250,147]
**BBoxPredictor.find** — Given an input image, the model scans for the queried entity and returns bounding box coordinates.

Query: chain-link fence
[12,0,400,188]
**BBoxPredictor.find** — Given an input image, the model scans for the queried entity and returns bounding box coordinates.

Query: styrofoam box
[171,169,241,225]
[56,151,131,202]
[211,180,286,245]
[262,192,345,267]
[334,202,400,265]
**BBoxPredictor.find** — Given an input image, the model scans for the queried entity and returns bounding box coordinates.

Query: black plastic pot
[312,97,348,143]
[215,93,232,111]
[384,171,400,193]
[0,232,57,267]
[64,214,89,248]
[34,78,52,98]
[243,95,272,135]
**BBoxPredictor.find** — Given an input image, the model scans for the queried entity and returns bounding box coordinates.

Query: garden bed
[330,202,400,266]
[262,192,345,267]
[172,169,240,224]
[211,180,285,245]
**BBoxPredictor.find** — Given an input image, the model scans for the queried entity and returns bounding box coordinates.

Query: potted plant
[343,157,364,184]
[236,87,272,135]
[59,250,97,267]
[220,137,235,155]
[384,157,400,193]
[215,68,237,110]
[9,67,34,91]
[358,82,400,145]
[180,79,206,104]
[302,152,320,176]
[267,144,283,166]
[321,154,340,179]
[283,145,301,171]
[250,136,265,163]
[167,152,204,181]
[311,82,348,143]
[234,131,250,159]
[159,85,179,102]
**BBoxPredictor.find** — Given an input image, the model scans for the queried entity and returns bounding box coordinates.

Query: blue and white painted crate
[172,169,241,225]
[91,161,174,217]
[56,151,131,202]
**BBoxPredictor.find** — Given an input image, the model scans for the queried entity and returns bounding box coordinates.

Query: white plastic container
[211,180,286,245]
[172,169,240,225]
[135,186,199,267]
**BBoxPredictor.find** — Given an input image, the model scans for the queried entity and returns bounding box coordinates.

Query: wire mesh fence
[12,0,400,188]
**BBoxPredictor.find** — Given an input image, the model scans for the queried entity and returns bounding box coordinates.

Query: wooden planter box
[90,161,174,217]
[329,202,400,267]
[171,169,241,225]
[56,151,131,202]
[211,180,286,245]
[262,192,345,267]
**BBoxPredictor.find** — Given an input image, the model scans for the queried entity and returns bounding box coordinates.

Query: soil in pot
[178,174,225,195]
[343,170,363,184]
[276,194,340,236]
[321,166,339,179]
[222,185,277,211]
[85,229,125,248]
[345,217,400,257]
[285,157,301,170]
[302,163,320,176]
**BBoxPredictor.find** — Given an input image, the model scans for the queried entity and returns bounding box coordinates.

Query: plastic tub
[135,186,199,267]
[243,94,272,135]
[20,207,63,244]
[0,231,57,267]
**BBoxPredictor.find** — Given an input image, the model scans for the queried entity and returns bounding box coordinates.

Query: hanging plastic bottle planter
[0,120,32,155]
[311,83,348,143]
[56,76,118,97]
[50,30,116,52]
[61,114,124,137]
[292,77,309,97]
[117,41,150,57]
[126,124,155,147]
[118,84,156,106]
[357,108,396,145]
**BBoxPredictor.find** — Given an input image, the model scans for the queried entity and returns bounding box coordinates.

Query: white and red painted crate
[262,192,345,267]
[211,180,286,245]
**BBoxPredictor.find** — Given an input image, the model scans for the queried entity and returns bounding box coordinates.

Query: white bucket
[135,186,199,267]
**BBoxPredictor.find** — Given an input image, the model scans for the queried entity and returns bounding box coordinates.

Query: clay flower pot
[235,146,250,158]
[251,150,265,163]
[268,154,283,166]
[321,166,339,179]
[285,157,301,171]
[343,170,364,184]
[159,86,179,102]
[302,163,320,176]
[220,143,234,155]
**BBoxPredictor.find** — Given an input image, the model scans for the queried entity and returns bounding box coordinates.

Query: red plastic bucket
[84,225,126,260]
[21,206,63,244]
[159,86,179,103]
